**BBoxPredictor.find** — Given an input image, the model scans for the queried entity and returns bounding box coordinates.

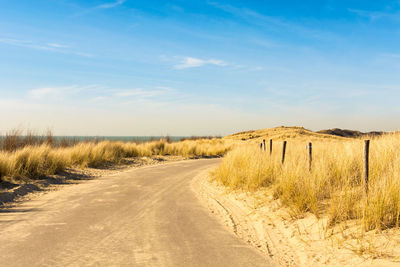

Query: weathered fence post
[270,139,273,155]
[281,141,287,164]
[308,142,312,171]
[364,140,370,193]
[263,139,266,152]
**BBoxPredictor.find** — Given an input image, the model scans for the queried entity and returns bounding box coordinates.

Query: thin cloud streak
[47,43,69,48]
[28,86,83,99]
[71,0,126,18]
[96,0,126,9]
[28,85,102,99]
[348,8,400,21]
[114,87,171,97]
[208,1,340,41]
[0,38,93,57]
[88,86,176,103]
[0,38,55,51]
[174,57,228,69]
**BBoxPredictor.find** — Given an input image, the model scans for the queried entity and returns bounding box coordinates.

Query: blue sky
[0,0,399,135]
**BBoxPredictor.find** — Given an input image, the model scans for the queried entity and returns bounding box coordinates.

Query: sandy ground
[0,158,275,266]
[193,174,400,266]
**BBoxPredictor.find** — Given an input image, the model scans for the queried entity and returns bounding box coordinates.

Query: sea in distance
[53,136,188,143]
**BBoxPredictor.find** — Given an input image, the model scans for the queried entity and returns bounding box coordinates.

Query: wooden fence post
[282,141,287,164]
[260,142,263,150]
[364,140,370,193]
[308,142,312,171]
[270,139,273,155]
[263,139,266,152]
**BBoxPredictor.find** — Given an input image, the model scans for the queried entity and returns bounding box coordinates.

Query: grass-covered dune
[214,127,400,232]
[225,126,389,142]
[225,126,344,142]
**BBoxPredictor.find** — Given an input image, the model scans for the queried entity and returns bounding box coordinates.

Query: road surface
[0,159,274,266]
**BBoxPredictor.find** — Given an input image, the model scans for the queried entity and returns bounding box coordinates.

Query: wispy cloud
[47,43,69,48]
[71,0,126,17]
[96,0,125,9]
[29,86,74,99]
[380,53,400,59]
[375,53,400,67]
[114,87,171,98]
[0,38,93,57]
[388,53,400,58]
[174,57,228,69]
[88,86,175,103]
[348,8,400,21]
[208,1,284,27]
[28,85,175,103]
[28,85,99,99]
[208,1,339,41]
[0,38,55,51]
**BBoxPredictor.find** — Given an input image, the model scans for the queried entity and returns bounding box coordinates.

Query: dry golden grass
[212,132,400,232]
[0,138,232,181]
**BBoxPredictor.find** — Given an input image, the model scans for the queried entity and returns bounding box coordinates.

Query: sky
[0,0,399,136]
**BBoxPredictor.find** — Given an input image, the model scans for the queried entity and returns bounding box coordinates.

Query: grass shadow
[0,170,95,209]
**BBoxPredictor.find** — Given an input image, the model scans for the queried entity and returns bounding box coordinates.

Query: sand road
[0,159,274,266]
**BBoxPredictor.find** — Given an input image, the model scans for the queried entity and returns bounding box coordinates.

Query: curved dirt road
[0,159,274,266]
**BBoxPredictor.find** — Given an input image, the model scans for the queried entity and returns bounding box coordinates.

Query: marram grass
[211,134,400,231]
[0,138,232,181]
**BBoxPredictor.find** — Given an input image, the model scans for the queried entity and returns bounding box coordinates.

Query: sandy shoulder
[192,172,400,267]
